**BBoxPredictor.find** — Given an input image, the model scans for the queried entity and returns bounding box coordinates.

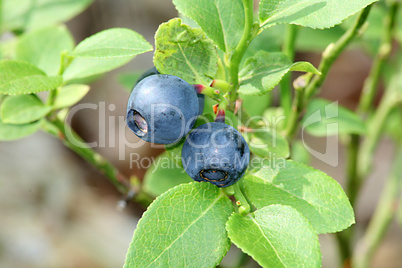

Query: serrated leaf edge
[124,182,232,268]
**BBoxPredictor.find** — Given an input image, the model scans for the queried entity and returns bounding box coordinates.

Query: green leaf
[172,0,244,52]
[0,116,42,140]
[16,25,75,76]
[238,51,319,95]
[226,205,321,267]
[1,95,51,124]
[143,152,192,197]
[124,182,233,268]
[63,57,133,81]
[53,84,90,109]
[1,0,93,32]
[154,18,218,85]
[70,28,152,59]
[244,160,355,234]
[0,60,63,95]
[63,29,152,81]
[246,129,290,159]
[259,0,377,29]
[302,98,366,136]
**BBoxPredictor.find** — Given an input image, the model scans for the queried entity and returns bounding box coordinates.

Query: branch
[42,118,131,194]
[358,1,399,114]
[285,6,372,140]
[228,0,255,106]
[280,24,299,123]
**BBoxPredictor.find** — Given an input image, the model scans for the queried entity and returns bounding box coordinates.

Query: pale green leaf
[302,98,366,136]
[16,25,75,76]
[290,61,321,74]
[244,160,355,234]
[143,152,192,197]
[154,18,218,85]
[53,84,90,109]
[1,0,93,31]
[124,182,233,268]
[71,28,152,59]
[238,51,319,95]
[226,205,321,267]
[63,57,132,81]
[0,117,42,140]
[1,95,51,124]
[0,60,63,95]
[259,0,377,29]
[172,0,244,52]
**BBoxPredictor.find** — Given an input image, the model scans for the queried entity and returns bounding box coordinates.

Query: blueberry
[127,74,199,144]
[135,67,204,115]
[181,122,250,187]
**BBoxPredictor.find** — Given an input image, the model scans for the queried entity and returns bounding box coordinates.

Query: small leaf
[246,129,290,159]
[71,28,152,59]
[1,95,51,124]
[63,29,152,81]
[244,160,355,234]
[0,117,42,141]
[259,0,378,29]
[302,98,366,136]
[142,152,192,197]
[2,0,93,31]
[124,182,233,268]
[238,52,319,95]
[226,205,321,267]
[16,25,75,76]
[0,60,63,95]
[290,61,321,74]
[154,18,218,85]
[172,0,244,52]
[53,84,90,109]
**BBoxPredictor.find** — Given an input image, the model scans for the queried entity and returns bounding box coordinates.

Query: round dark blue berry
[181,122,250,187]
[135,67,204,115]
[127,74,199,144]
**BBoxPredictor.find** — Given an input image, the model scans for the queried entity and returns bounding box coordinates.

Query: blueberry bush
[1,0,401,267]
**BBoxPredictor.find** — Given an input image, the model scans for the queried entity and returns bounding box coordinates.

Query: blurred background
[0,0,401,267]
